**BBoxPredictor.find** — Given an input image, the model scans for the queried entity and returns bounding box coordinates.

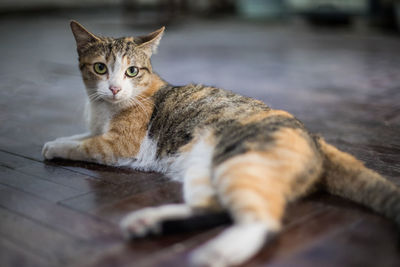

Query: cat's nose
[109,86,121,95]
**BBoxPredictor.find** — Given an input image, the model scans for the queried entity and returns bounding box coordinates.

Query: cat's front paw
[42,140,79,160]
[42,140,56,160]
[120,208,164,239]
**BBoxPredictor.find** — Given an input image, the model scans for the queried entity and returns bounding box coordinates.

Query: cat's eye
[125,66,139,77]
[93,63,107,75]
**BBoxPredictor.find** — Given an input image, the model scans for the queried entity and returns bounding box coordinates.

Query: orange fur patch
[186,175,221,209]
[214,128,321,224]
[239,109,293,125]
[139,74,166,98]
[189,86,213,101]
[191,176,212,186]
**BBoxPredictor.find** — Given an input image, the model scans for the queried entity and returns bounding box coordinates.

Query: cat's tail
[318,137,400,225]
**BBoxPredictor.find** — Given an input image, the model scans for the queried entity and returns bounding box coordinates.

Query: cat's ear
[70,20,99,50]
[136,26,165,57]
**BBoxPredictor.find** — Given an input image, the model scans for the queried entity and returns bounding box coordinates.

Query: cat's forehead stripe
[123,42,135,58]
[80,37,137,60]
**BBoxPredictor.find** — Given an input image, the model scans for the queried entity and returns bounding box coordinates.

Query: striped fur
[42,21,400,267]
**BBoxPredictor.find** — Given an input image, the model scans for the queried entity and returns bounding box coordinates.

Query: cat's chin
[103,96,127,105]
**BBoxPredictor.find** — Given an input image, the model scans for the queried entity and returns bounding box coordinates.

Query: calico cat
[42,21,400,267]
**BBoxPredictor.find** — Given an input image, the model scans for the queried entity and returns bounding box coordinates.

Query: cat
[42,21,400,267]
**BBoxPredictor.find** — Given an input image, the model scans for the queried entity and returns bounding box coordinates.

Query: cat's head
[70,21,164,105]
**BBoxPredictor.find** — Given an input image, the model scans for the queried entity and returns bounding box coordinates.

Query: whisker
[88,92,107,103]
[129,96,151,118]
[136,95,157,113]
[135,99,149,117]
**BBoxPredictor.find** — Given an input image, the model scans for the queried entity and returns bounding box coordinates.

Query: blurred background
[0,0,399,156]
[1,0,400,29]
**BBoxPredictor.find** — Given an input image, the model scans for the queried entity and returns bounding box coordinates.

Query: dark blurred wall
[0,0,122,11]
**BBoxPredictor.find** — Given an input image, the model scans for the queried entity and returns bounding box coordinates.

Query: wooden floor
[1,11,400,267]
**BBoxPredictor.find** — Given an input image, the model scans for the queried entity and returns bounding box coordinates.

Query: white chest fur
[129,133,168,173]
[87,101,115,135]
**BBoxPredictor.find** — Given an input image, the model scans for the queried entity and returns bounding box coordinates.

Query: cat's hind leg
[120,174,220,239]
[191,132,323,267]
[121,134,222,239]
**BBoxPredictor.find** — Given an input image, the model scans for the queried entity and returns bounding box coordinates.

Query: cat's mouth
[104,95,125,104]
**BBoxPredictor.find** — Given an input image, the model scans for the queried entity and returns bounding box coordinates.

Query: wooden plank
[0,166,83,202]
[0,150,36,170]
[15,161,112,193]
[60,178,178,214]
[81,227,226,267]
[0,237,50,267]
[265,217,400,267]
[45,158,172,186]
[60,161,168,185]
[0,150,114,193]
[0,186,206,267]
[0,186,120,241]
[93,181,182,224]
[0,206,96,266]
